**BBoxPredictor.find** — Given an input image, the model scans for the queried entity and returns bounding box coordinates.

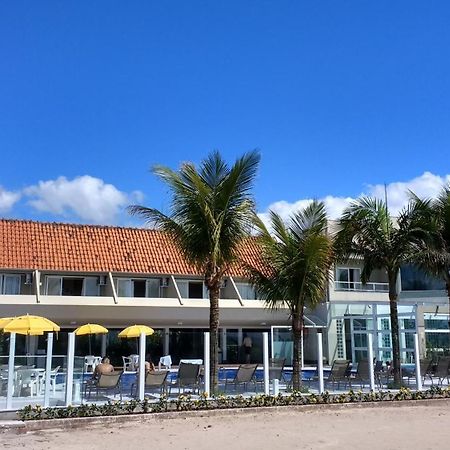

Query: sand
[1,401,449,450]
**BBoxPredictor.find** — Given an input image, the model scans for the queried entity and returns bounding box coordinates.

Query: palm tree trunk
[209,283,220,394]
[388,271,401,386]
[292,310,303,391]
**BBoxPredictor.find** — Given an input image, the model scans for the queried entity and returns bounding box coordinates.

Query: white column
[204,332,210,397]
[317,331,324,394]
[138,332,146,401]
[414,333,422,391]
[43,333,54,407]
[65,332,75,406]
[263,332,269,395]
[368,332,375,391]
[6,332,16,410]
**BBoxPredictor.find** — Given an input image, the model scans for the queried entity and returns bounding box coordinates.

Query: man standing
[243,334,252,363]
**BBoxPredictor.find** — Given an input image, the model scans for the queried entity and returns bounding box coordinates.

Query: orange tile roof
[0,219,261,277]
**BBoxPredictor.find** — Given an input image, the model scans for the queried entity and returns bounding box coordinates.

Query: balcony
[334,281,389,292]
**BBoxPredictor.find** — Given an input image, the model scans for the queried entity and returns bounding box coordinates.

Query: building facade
[0,219,448,366]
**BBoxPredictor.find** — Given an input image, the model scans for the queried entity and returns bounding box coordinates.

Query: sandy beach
[1,400,449,450]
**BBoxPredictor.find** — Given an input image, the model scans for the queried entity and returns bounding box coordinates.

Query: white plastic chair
[84,356,97,373]
[158,355,172,370]
[122,356,134,372]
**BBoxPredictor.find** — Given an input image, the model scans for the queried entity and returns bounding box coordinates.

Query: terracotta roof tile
[0,219,261,277]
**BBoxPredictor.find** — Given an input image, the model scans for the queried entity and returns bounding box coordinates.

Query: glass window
[133,279,146,297]
[354,333,368,348]
[117,279,132,297]
[46,277,62,295]
[176,280,206,299]
[236,283,257,300]
[335,268,361,289]
[83,277,99,296]
[2,275,21,295]
[401,264,445,291]
[61,278,83,296]
[425,315,449,330]
[146,279,160,298]
[188,281,203,299]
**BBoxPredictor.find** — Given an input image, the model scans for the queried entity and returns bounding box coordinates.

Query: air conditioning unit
[98,275,107,286]
[160,277,170,288]
[24,273,33,285]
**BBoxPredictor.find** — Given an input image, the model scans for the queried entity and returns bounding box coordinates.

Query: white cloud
[0,187,21,212]
[23,175,144,224]
[259,171,450,225]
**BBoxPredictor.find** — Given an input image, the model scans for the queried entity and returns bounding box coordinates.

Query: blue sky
[1,1,449,225]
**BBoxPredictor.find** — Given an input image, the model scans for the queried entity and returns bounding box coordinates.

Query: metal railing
[334,281,389,292]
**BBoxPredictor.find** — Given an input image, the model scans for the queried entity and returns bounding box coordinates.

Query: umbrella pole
[88,335,92,356]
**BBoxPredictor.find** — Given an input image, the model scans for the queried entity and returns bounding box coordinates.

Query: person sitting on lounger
[92,357,114,379]
[145,354,156,373]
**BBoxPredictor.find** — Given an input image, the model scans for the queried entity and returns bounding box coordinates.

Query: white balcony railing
[334,281,389,292]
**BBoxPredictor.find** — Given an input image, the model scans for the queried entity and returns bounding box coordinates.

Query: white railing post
[263,332,269,395]
[317,331,324,394]
[6,332,16,410]
[204,332,210,397]
[44,332,54,407]
[414,333,422,391]
[139,332,146,401]
[65,332,75,406]
[368,333,375,391]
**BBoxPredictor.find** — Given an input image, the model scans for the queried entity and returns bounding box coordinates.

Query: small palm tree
[335,197,431,385]
[248,201,334,391]
[129,150,260,392]
[412,185,450,334]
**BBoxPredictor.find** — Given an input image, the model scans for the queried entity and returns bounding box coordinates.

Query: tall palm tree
[335,197,431,386]
[248,201,334,391]
[129,150,260,392]
[411,185,450,334]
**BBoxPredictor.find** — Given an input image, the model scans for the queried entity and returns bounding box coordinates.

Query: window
[46,276,100,296]
[335,268,361,290]
[116,278,161,298]
[0,274,21,295]
[236,283,257,300]
[176,280,207,299]
[401,265,445,291]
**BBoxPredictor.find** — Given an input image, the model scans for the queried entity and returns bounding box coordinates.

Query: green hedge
[17,386,450,421]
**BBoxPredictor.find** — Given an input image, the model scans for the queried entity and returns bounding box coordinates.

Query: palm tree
[129,150,260,392]
[248,201,334,391]
[335,197,431,386]
[411,185,450,335]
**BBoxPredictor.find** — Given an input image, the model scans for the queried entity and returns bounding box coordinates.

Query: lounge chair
[169,362,201,395]
[433,356,450,386]
[402,359,432,386]
[131,370,169,397]
[269,358,286,382]
[324,360,351,390]
[224,364,258,393]
[86,370,123,401]
[350,359,370,388]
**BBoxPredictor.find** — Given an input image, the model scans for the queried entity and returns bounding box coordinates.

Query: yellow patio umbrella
[74,323,108,355]
[119,325,154,354]
[2,314,60,336]
[0,317,14,329]
[118,325,154,338]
